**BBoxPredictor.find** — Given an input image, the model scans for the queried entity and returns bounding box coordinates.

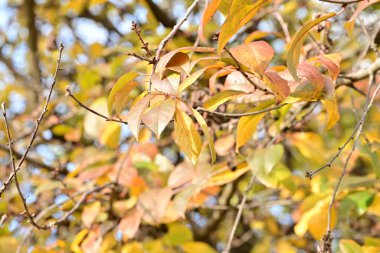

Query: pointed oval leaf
[203,90,246,111]
[230,41,274,75]
[236,113,266,152]
[108,72,139,115]
[263,70,290,102]
[339,240,364,253]
[174,109,202,164]
[287,12,336,80]
[142,99,176,139]
[127,95,152,141]
[218,0,271,54]
[191,108,216,163]
[198,0,222,42]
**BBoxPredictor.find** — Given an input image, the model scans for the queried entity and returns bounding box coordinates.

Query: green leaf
[287,12,336,80]
[107,72,139,115]
[204,90,246,111]
[248,144,284,174]
[163,223,193,246]
[339,239,364,253]
[346,191,375,215]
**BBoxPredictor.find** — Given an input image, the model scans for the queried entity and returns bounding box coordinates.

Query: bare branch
[131,21,153,57]
[65,88,128,124]
[222,173,256,253]
[0,44,64,199]
[197,103,287,118]
[318,0,363,4]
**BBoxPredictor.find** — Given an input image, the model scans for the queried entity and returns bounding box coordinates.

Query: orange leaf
[230,41,274,75]
[142,99,175,139]
[263,70,290,102]
[198,0,222,42]
[119,208,143,241]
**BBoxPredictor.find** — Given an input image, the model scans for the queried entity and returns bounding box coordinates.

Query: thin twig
[149,0,200,91]
[306,72,379,178]
[318,0,363,4]
[126,52,154,64]
[223,173,256,253]
[355,10,380,57]
[0,43,64,200]
[197,103,287,118]
[131,21,153,57]
[224,46,270,93]
[321,75,380,252]
[274,11,291,43]
[65,88,128,124]
[2,103,49,229]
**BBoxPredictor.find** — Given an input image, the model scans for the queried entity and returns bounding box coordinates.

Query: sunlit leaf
[198,0,222,42]
[99,122,121,148]
[174,109,202,164]
[142,99,175,138]
[119,208,143,241]
[107,72,139,115]
[138,187,172,225]
[181,242,217,253]
[287,12,336,80]
[191,108,216,163]
[230,41,274,75]
[204,90,246,111]
[127,95,152,141]
[263,70,290,102]
[218,0,271,54]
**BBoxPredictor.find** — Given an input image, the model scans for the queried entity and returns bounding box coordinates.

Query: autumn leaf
[191,108,216,163]
[203,90,246,111]
[127,95,152,140]
[230,41,274,75]
[119,208,143,241]
[198,0,222,42]
[142,99,176,139]
[218,0,271,54]
[287,12,336,80]
[107,72,139,116]
[236,112,266,152]
[339,239,364,253]
[174,108,202,164]
[344,0,380,38]
[263,70,290,102]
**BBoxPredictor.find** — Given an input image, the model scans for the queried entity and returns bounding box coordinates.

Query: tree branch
[197,103,287,118]
[0,44,64,200]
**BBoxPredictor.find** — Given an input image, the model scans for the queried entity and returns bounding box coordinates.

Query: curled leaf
[287,12,336,80]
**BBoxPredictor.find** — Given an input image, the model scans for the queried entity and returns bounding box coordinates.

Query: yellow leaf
[218,0,271,54]
[121,242,144,253]
[181,242,217,253]
[174,109,202,164]
[99,122,121,148]
[208,162,250,186]
[287,12,336,80]
[204,90,246,111]
[83,97,108,139]
[321,99,340,130]
[236,112,266,152]
[368,193,380,216]
[191,108,216,163]
[107,72,139,115]
[71,229,89,253]
[81,201,101,228]
[263,70,290,102]
[294,199,337,240]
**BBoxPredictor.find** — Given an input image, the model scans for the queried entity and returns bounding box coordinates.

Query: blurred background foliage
[0,0,380,252]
